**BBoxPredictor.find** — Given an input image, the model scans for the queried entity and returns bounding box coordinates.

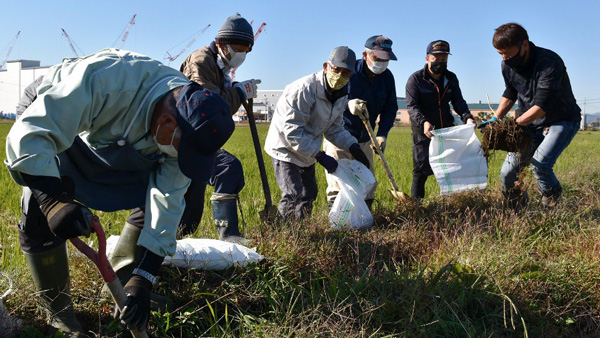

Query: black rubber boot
[541,184,562,207]
[212,194,252,246]
[24,243,85,337]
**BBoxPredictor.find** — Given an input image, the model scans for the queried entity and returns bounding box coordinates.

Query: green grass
[1,122,600,337]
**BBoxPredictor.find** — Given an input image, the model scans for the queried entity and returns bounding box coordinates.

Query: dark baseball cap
[175,82,235,181]
[365,35,397,61]
[328,46,356,71]
[426,40,451,55]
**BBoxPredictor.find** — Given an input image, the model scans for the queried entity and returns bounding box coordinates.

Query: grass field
[1,122,600,337]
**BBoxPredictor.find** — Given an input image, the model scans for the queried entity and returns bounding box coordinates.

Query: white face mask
[367,57,389,75]
[154,124,180,157]
[224,44,247,68]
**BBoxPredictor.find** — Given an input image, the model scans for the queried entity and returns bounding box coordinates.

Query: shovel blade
[259,206,279,224]
[390,190,411,203]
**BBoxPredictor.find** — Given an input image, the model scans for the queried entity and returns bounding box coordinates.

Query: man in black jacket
[488,23,581,207]
[405,40,474,200]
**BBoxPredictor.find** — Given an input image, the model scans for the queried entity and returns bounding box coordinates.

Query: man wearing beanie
[172,13,261,245]
[405,40,475,201]
[323,35,399,210]
[265,46,370,221]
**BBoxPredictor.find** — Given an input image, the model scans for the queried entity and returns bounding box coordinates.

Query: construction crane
[164,24,211,66]
[61,28,84,57]
[0,31,20,70]
[116,14,137,49]
[231,22,266,80]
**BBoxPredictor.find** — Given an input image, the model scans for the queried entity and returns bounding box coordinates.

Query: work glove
[234,79,261,100]
[371,136,387,153]
[349,143,370,169]
[40,194,93,240]
[315,151,338,173]
[477,116,498,130]
[348,99,367,118]
[115,275,152,331]
[22,174,92,240]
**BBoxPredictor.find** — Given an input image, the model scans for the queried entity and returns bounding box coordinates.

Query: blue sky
[2,0,600,113]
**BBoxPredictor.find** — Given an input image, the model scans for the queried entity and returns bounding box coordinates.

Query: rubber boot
[107,222,144,286]
[24,243,84,336]
[106,223,173,311]
[212,194,252,246]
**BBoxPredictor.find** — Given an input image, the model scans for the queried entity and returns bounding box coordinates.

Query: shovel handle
[69,217,149,338]
[358,109,401,193]
[242,99,273,208]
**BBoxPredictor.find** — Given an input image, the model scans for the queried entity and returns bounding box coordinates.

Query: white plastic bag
[328,159,376,230]
[106,236,264,270]
[429,124,488,195]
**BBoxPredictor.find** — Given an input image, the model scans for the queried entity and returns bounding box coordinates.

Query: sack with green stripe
[328,159,376,230]
[429,124,487,195]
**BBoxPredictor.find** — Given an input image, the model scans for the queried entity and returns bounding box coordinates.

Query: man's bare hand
[424,121,434,138]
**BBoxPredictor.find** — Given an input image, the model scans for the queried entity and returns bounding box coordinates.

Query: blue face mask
[154,124,180,157]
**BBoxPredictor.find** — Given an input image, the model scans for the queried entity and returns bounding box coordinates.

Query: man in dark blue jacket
[406,40,475,200]
[324,35,398,208]
[487,23,580,207]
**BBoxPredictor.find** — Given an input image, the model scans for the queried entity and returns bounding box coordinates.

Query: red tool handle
[69,216,149,338]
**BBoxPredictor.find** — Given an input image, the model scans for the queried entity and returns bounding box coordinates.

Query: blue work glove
[349,143,370,169]
[315,151,338,173]
[477,116,498,130]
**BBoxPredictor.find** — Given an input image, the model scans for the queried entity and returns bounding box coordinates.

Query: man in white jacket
[265,46,370,220]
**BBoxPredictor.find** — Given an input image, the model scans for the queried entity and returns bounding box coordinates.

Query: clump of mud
[481,119,531,157]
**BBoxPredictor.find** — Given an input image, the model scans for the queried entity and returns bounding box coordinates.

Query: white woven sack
[429,124,488,195]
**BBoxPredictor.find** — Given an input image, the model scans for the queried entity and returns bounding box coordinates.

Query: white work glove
[234,79,261,100]
[348,99,367,117]
[376,136,387,153]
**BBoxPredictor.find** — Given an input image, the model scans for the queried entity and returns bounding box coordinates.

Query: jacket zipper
[424,77,449,129]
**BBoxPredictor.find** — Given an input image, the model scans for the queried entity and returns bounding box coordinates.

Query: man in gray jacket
[265,46,370,220]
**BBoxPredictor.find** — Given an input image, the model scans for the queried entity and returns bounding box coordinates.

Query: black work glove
[22,174,92,240]
[115,275,152,331]
[315,151,338,173]
[349,143,370,169]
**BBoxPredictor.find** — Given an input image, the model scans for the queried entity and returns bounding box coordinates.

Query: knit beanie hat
[215,14,254,50]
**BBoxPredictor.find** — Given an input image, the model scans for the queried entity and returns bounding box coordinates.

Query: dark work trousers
[126,149,245,236]
[411,127,434,200]
[272,158,319,221]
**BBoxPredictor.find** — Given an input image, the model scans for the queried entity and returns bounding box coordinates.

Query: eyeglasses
[328,63,353,78]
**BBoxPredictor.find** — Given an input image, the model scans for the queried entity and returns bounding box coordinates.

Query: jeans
[500,120,579,193]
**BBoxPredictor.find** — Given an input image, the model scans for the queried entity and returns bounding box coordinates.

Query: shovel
[242,99,278,223]
[69,216,149,338]
[356,107,411,203]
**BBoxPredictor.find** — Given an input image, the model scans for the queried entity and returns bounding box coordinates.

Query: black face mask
[430,61,447,75]
[504,43,527,70]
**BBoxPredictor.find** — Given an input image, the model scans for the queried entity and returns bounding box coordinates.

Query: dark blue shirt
[343,59,398,143]
[501,42,581,128]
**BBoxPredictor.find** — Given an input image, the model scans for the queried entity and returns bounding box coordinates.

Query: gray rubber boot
[24,243,84,336]
[212,193,252,246]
